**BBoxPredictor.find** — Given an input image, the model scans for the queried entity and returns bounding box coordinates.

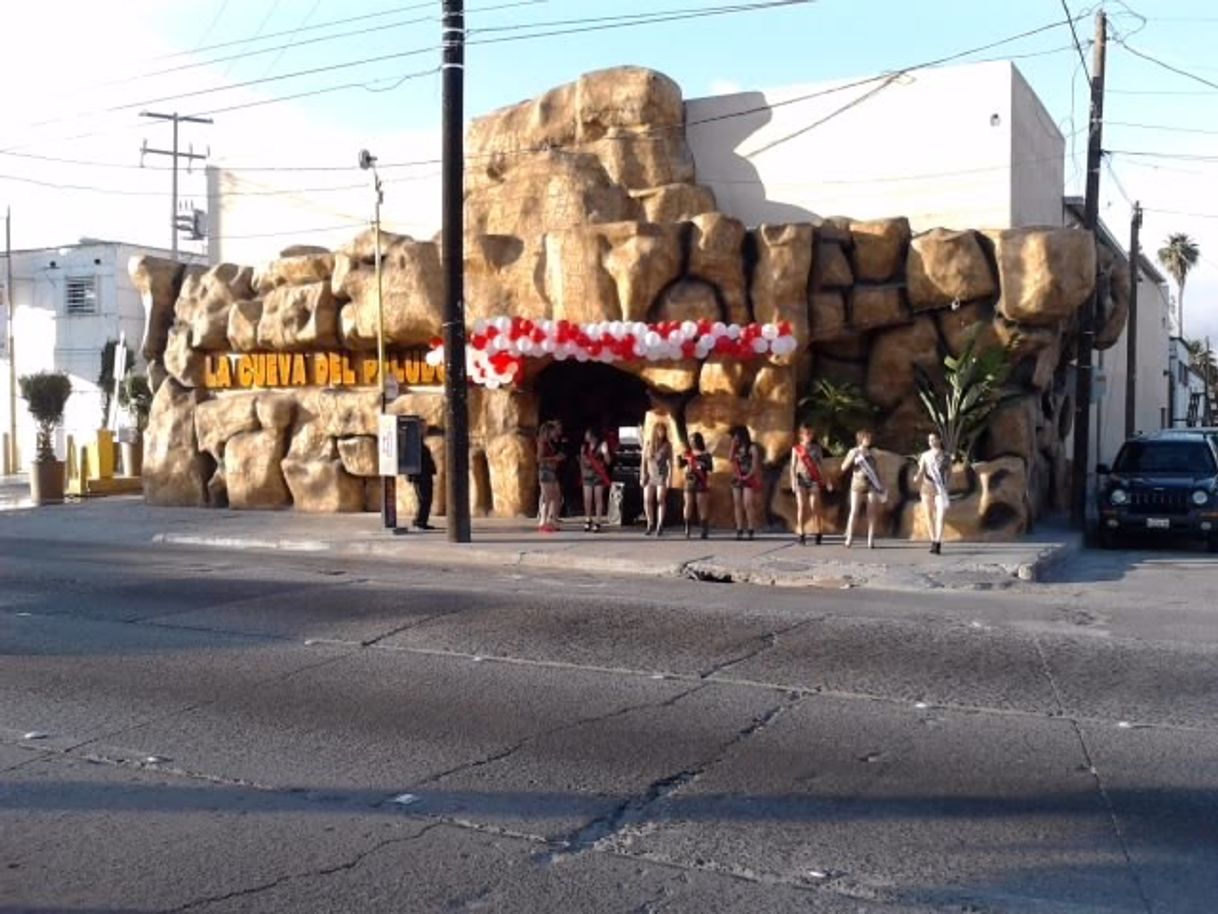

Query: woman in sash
[729,425,762,540]
[840,429,887,549]
[641,421,674,535]
[579,427,613,533]
[681,431,713,540]
[536,420,565,533]
[789,425,832,545]
[913,431,952,554]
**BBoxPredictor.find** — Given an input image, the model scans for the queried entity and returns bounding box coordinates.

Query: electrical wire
[1115,39,1218,92]
[1060,0,1091,81]
[1108,121,1218,137]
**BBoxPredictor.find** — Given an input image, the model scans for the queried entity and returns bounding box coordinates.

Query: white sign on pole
[108,333,128,431]
[378,414,398,477]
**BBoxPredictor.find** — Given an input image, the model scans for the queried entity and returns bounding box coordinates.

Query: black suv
[1097,432,1218,551]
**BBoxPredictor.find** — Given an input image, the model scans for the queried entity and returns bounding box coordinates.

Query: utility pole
[140,112,212,260]
[1124,201,1142,439]
[1205,337,1214,426]
[5,207,15,476]
[441,0,471,543]
[1070,9,1106,530]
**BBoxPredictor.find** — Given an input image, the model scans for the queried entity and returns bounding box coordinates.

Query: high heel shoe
[747,529,754,541]
[701,523,709,540]
[684,523,692,539]
[815,532,823,545]
[735,529,743,541]
[798,533,806,546]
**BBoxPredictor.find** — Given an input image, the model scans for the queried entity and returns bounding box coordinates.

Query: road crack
[697,618,817,680]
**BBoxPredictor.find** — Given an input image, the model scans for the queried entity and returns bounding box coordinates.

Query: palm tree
[1157,233,1200,337]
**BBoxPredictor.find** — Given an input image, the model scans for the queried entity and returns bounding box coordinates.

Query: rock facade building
[135,67,1127,540]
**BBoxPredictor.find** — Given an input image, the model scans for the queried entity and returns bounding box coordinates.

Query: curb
[1013,536,1083,583]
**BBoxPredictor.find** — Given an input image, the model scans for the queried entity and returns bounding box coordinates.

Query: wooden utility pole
[1070,9,1107,530]
[140,112,212,260]
[1206,337,1214,426]
[441,0,471,543]
[1124,201,1142,439]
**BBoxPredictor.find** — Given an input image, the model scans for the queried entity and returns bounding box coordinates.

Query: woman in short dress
[789,424,832,545]
[913,431,952,554]
[840,429,887,549]
[680,431,713,540]
[536,421,565,533]
[729,425,762,540]
[579,427,613,533]
[641,421,674,535]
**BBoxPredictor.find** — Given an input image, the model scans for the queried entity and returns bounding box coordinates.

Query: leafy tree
[914,328,1018,463]
[18,372,73,462]
[117,374,154,433]
[97,339,135,428]
[1157,233,1200,337]
[796,379,879,456]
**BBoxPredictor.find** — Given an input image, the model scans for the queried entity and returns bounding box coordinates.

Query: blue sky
[3,0,1217,338]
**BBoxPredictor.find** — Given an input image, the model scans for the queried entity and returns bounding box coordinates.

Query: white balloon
[554,348,568,361]
[711,321,727,338]
[751,337,769,354]
[725,324,741,340]
[632,340,647,358]
[681,320,698,339]
[775,336,798,355]
[667,327,683,343]
[542,338,557,354]
[607,320,622,340]
[472,318,488,335]
[494,316,511,333]
[425,349,443,367]
[492,335,509,352]
[486,377,501,390]
[575,349,589,363]
[587,323,603,341]
[761,323,779,341]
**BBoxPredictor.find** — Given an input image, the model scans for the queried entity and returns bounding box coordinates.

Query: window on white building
[65,276,98,316]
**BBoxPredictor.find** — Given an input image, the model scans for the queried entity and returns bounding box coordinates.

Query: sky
[2,0,1217,342]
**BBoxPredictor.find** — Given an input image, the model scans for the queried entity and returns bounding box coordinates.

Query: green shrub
[18,371,73,461]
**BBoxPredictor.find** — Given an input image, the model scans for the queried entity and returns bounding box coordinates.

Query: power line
[1109,150,1218,163]
[260,0,324,77]
[1060,0,1091,81]
[1115,39,1218,91]
[1108,120,1218,136]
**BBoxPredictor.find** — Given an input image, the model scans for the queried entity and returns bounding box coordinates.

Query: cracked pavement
[1,535,1217,912]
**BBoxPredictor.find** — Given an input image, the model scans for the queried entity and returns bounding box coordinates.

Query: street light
[359,149,395,529]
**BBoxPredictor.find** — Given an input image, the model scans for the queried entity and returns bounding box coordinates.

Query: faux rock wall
[133,66,1125,540]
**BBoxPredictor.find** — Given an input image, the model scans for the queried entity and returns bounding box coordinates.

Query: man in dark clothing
[410,441,437,530]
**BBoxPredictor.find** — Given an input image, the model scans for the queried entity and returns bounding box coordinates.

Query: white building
[1,239,200,470]
[1169,336,1211,428]
[686,60,1066,231]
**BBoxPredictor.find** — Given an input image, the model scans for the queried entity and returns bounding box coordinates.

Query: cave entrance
[534,361,651,517]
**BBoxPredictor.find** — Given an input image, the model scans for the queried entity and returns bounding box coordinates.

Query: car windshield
[1113,441,1217,475]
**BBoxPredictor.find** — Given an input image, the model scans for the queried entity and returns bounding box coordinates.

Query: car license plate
[1146,518,1170,530]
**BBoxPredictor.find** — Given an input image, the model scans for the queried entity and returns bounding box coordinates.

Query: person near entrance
[789,425,832,545]
[410,439,437,531]
[841,428,888,549]
[641,421,674,535]
[681,431,713,539]
[579,427,613,533]
[537,420,565,533]
[913,431,951,554]
[730,425,763,540]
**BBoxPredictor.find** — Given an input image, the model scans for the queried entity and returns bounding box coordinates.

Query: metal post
[1070,9,1106,530]
[442,0,471,543]
[5,207,15,475]
[171,116,179,261]
[139,112,211,260]
[1124,202,1141,439]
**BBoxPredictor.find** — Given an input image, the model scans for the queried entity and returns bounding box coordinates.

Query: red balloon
[681,340,697,359]
[714,335,733,353]
[472,334,488,351]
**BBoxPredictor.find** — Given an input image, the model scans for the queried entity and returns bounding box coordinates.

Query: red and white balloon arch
[425,316,799,389]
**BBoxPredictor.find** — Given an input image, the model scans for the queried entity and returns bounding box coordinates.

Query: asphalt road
[1,537,1216,913]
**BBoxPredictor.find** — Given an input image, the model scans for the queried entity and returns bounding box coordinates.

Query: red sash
[685,451,708,488]
[584,446,612,487]
[540,439,561,469]
[795,444,824,485]
[732,452,761,490]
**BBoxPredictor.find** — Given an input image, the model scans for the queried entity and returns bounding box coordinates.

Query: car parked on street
[1096,432,1218,551]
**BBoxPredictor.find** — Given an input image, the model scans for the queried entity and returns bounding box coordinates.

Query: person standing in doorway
[913,431,951,554]
[580,427,613,533]
[537,420,565,533]
[410,439,437,531]
[789,425,831,545]
[681,431,713,539]
[729,425,763,540]
[841,429,887,549]
[641,421,673,535]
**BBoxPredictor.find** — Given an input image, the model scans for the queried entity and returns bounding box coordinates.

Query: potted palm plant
[18,371,73,505]
[117,374,153,476]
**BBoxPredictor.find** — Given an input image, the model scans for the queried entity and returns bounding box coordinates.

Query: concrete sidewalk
[0,496,1081,591]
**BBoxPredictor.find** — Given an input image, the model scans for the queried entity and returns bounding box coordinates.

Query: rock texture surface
[135,66,1106,537]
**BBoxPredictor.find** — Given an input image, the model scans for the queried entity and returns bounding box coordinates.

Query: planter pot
[30,459,66,506]
[121,440,144,477]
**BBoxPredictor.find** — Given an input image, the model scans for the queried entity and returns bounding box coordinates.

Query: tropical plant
[117,374,154,434]
[914,327,1017,463]
[796,378,879,456]
[97,338,135,428]
[1157,233,1200,337]
[18,372,73,462]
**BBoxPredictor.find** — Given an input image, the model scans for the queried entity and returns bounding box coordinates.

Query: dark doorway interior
[534,361,651,515]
